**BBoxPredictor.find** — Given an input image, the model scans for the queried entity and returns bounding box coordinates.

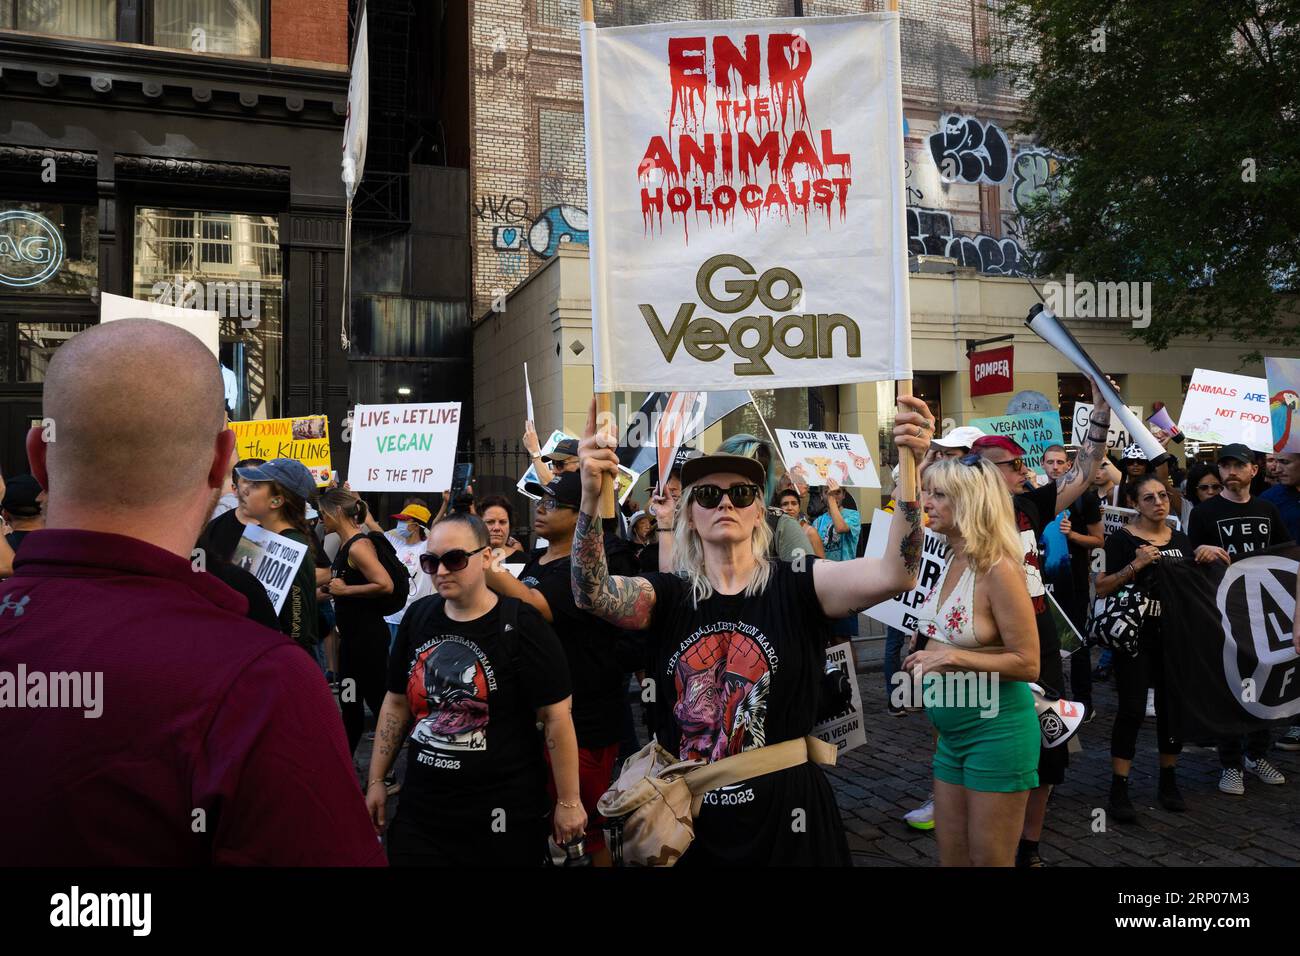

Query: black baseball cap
[1,474,43,517]
[1216,443,1255,465]
[680,453,767,491]
[543,438,579,463]
[525,469,582,507]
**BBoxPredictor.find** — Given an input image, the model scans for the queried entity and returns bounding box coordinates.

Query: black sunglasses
[419,546,487,575]
[691,483,761,509]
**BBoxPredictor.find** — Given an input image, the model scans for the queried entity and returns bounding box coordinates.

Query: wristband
[657,526,674,534]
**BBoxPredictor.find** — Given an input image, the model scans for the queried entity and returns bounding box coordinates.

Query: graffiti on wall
[474,194,532,223]
[906,206,1030,277]
[481,196,589,259]
[927,114,1011,185]
[1011,147,1069,213]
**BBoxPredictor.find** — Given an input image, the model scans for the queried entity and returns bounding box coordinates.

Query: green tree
[987,0,1300,358]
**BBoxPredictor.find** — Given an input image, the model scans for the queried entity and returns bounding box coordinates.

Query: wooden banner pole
[582,0,617,518]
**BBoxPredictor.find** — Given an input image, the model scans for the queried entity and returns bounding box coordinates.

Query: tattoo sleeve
[571,510,655,630]
[898,501,923,579]
[1058,403,1111,495]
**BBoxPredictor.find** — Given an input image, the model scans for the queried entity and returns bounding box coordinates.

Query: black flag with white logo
[1154,545,1300,739]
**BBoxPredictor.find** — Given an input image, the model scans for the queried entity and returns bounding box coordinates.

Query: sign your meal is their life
[581,13,911,393]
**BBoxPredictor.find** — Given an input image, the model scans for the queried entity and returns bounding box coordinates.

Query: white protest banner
[968,412,1064,475]
[100,291,219,358]
[231,525,307,615]
[581,13,910,391]
[347,403,461,492]
[1071,402,1144,450]
[1026,307,1164,460]
[1176,368,1271,452]
[1264,357,1300,454]
[775,428,880,488]
[811,641,866,754]
[862,509,949,632]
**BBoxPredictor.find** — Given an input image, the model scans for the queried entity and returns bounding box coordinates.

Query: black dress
[332,533,394,754]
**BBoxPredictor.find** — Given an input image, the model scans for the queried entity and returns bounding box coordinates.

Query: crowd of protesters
[1,318,1297,868]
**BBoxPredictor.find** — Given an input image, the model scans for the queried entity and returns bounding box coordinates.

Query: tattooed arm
[364,691,412,832]
[571,510,657,630]
[571,399,658,630]
[813,396,931,618]
[1054,378,1113,513]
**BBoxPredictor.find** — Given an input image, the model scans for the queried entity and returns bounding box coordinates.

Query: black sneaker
[1016,848,1045,868]
[1108,775,1138,824]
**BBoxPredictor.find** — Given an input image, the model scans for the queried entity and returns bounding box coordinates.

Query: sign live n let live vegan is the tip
[580,13,910,392]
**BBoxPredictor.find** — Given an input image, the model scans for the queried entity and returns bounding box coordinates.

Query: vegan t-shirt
[1187,495,1292,559]
[387,596,570,842]
[641,561,850,866]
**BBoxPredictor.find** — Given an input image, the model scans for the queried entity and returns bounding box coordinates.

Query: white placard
[99,291,220,358]
[523,362,536,424]
[1071,402,1145,449]
[347,402,462,492]
[517,430,575,500]
[231,525,308,615]
[582,14,911,391]
[811,641,866,754]
[775,428,881,488]
[1177,368,1272,453]
[1101,505,1180,538]
[862,508,950,632]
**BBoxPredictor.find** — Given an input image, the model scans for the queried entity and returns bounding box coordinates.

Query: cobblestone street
[834,666,1300,867]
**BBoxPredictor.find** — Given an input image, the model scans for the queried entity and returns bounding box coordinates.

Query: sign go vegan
[581,13,910,391]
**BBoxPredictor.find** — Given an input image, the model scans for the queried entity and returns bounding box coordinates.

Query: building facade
[0,0,473,480]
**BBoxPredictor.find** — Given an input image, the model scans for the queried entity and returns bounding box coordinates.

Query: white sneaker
[1218,768,1245,795]
[904,795,935,831]
[1275,726,1300,752]
[1244,756,1286,785]
[1145,689,1156,718]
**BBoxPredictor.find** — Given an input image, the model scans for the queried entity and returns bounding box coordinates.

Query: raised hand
[578,398,620,506]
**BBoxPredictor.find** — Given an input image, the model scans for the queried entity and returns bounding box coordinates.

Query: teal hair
[716,433,777,501]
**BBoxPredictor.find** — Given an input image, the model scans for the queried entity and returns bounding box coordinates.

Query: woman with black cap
[571,396,934,865]
[237,458,320,653]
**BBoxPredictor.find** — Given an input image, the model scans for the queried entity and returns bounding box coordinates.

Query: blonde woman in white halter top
[902,455,1042,866]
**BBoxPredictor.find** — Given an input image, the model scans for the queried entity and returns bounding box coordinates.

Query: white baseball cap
[931,425,987,450]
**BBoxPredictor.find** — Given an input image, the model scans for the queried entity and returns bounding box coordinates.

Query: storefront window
[6,1,116,38]
[17,322,91,382]
[132,207,281,420]
[0,202,98,295]
[153,0,263,56]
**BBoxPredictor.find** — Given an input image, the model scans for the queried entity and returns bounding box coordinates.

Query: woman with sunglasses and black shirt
[319,487,394,755]
[571,396,933,866]
[1096,473,1229,822]
[366,513,586,866]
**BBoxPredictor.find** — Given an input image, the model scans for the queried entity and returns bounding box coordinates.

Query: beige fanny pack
[596,735,837,867]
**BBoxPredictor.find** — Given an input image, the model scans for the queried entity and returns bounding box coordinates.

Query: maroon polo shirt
[0,529,385,866]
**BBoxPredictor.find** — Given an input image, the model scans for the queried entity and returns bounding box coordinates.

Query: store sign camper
[0,211,65,288]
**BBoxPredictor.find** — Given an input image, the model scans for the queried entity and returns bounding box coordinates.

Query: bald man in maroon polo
[0,319,384,865]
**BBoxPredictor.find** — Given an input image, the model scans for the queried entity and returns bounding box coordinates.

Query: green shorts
[926,679,1040,793]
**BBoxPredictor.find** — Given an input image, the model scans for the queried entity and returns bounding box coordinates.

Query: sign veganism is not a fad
[582,14,910,392]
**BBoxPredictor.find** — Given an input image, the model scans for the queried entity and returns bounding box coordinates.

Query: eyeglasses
[419,546,487,575]
[536,497,577,514]
[958,453,1024,472]
[1140,491,1171,503]
[690,483,761,509]
[1197,482,1223,493]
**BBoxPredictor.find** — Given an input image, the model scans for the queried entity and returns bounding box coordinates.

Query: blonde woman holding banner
[571,395,933,866]
[903,456,1041,867]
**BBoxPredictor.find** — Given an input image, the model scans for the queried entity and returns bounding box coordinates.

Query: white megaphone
[1025,304,1169,464]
